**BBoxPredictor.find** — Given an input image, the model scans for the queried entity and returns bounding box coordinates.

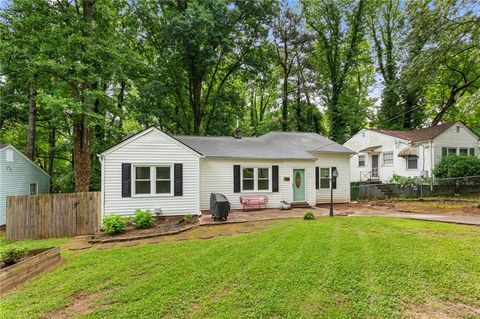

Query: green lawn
[1,217,480,319]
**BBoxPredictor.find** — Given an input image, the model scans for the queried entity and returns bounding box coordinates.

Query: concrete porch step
[291,202,311,208]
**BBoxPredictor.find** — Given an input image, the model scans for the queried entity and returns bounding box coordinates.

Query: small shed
[0,144,50,225]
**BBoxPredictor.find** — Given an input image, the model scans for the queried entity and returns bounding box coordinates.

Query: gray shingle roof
[175,132,354,160]
[0,144,10,149]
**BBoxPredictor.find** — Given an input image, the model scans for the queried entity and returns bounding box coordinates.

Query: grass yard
[1,217,480,319]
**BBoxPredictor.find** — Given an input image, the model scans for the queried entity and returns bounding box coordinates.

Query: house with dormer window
[343,122,480,182]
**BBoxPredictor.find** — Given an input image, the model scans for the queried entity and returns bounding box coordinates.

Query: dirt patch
[50,292,104,319]
[405,299,480,319]
[330,200,480,216]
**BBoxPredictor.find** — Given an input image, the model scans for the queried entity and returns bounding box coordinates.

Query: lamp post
[329,168,339,217]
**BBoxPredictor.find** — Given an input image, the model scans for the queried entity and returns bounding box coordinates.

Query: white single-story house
[0,144,50,226]
[343,122,480,182]
[99,127,355,217]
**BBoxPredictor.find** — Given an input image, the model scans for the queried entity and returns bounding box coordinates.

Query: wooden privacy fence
[6,192,101,240]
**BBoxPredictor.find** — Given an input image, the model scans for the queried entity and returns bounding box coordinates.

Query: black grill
[210,193,230,221]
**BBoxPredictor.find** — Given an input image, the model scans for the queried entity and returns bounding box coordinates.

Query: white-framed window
[257,168,269,190]
[469,148,475,156]
[242,167,270,191]
[133,165,172,196]
[406,155,418,170]
[382,152,393,166]
[29,182,37,195]
[156,167,171,194]
[459,148,469,156]
[320,167,330,189]
[358,155,365,167]
[442,147,456,157]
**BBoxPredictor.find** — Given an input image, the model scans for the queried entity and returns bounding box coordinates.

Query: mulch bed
[88,218,199,244]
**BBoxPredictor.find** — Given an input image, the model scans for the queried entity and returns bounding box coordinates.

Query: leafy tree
[303,0,370,143]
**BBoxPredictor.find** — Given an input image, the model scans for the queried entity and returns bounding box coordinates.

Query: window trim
[382,151,394,166]
[319,167,330,189]
[358,155,365,167]
[406,155,418,170]
[459,148,469,156]
[241,167,271,192]
[29,182,38,195]
[132,164,174,197]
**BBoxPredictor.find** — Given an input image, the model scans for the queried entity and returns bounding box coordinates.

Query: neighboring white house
[344,122,480,182]
[99,127,354,217]
[0,144,50,226]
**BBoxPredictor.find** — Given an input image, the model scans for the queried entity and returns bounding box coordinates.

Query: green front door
[293,169,306,202]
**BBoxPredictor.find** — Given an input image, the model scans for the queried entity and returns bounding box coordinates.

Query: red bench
[239,195,268,210]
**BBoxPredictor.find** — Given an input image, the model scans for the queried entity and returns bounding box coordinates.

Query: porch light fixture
[329,168,339,217]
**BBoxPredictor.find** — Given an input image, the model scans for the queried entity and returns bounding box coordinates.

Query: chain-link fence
[350,175,480,201]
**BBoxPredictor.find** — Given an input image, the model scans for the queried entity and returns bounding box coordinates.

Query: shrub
[390,174,431,187]
[183,214,194,223]
[433,156,480,185]
[303,211,315,220]
[132,209,155,229]
[1,247,27,266]
[102,214,126,235]
[476,203,480,209]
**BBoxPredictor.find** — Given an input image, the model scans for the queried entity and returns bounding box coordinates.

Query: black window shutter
[174,163,183,196]
[442,147,447,157]
[121,163,131,197]
[233,165,241,193]
[272,165,279,192]
[331,167,337,189]
[315,167,319,189]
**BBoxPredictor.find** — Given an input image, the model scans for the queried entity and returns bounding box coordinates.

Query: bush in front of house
[183,214,194,224]
[132,209,155,229]
[0,247,27,266]
[303,211,315,220]
[433,156,480,185]
[102,214,126,235]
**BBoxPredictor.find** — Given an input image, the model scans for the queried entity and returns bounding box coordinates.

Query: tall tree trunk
[73,0,94,192]
[192,77,203,135]
[281,71,288,131]
[296,77,302,131]
[48,126,56,192]
[27,74,38,160]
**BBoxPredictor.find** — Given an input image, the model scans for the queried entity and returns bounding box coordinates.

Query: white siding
[314,154,351,203]
[432,123,479,165]
[102,129,201,217]
[199,158,317,210]
[344,129,412,181]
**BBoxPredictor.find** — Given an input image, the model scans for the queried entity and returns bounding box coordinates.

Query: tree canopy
[1,0,479,192]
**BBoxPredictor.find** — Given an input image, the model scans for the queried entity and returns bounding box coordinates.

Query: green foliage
[183,214,194,224]
[132,209,155,229]
[303,210,315,220]
[102,215,126,235]
[390,174,431,187]
[0,247,27,266]
[433,156,480,182]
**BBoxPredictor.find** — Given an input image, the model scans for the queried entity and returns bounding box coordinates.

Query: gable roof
[0,144,50,177]
[100,126,202,157]
[175,131,354,160]
[371,123,455,142]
